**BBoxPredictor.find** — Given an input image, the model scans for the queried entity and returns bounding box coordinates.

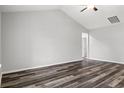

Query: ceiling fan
[80,5,98,12]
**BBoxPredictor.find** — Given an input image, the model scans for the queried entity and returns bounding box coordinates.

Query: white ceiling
[61,5,124,30]
[0,5,124,30]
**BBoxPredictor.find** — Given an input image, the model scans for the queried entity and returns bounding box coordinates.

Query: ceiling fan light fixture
[87,5,95,10]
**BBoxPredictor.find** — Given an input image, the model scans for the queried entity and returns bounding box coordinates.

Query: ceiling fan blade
[80,7,87,12]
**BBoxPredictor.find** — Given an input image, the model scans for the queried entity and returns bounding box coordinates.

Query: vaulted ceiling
[0,5,124,30]
[61,5,124,30]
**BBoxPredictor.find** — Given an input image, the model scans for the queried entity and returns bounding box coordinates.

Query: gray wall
[0,12,1,87]
[2,10,87,73]
[0,13,1,64]
[89,23,124,64]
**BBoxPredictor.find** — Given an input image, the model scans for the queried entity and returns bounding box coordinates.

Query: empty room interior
[0,5,124,88]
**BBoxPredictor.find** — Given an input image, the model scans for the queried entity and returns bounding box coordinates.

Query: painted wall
[0,12,2,64]
[2,10,87,73]
[0,12,1,87]
[89,23,124,64]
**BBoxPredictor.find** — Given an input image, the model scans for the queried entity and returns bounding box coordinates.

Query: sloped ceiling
[61,5,124,30]
[0,5,124,30]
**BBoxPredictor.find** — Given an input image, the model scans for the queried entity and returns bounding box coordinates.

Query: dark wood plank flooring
[2,59,124,88]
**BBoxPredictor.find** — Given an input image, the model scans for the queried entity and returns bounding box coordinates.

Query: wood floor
[2,59,124,88]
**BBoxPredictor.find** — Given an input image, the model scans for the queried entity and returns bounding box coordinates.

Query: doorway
[82,33,88,59]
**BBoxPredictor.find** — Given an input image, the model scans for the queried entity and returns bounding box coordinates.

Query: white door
[82,37,87,58]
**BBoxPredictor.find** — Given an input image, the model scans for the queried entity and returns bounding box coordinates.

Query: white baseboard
[2,58,124,74]
[2,58,83,74]
[89,58,124,65]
